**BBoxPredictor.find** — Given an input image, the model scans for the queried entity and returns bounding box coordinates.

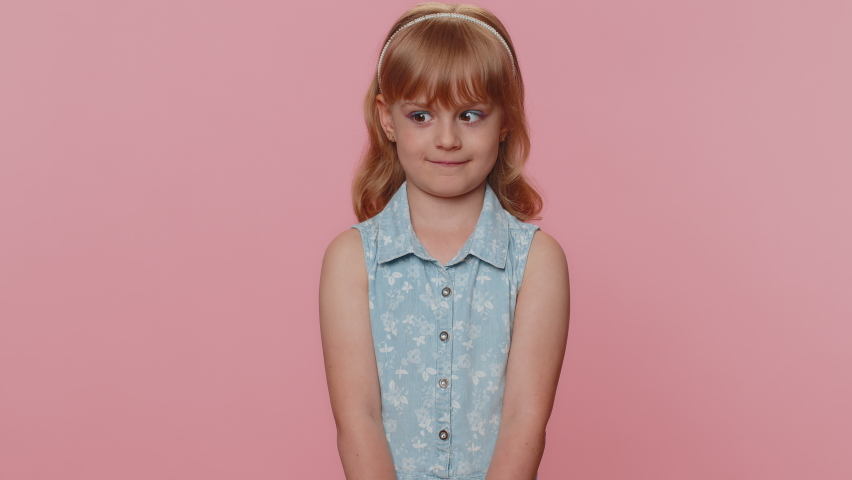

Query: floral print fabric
[352,181,539,480]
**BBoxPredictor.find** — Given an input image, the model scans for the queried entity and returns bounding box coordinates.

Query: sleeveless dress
[351,180,539,480]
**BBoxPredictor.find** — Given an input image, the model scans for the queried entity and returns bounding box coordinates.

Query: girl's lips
[428,159,470,166]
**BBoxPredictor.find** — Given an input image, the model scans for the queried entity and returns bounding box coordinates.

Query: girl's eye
[407,111,433,124]
[406,110,488,125]
[460,111,486,123]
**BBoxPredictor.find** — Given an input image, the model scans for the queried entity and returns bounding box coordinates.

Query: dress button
[439,331,449,342]
[439,429,449,440]
[438,378,449,388]
[441,286,452,297]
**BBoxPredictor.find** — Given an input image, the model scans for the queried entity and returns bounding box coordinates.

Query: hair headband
[377,12,517,94]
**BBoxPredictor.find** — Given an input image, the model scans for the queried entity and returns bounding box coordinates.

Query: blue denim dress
[352,181,539,480]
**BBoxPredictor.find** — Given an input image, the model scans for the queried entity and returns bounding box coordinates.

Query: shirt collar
[376,181,509,269]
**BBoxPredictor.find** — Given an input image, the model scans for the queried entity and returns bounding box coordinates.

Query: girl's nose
[435,119,461,150]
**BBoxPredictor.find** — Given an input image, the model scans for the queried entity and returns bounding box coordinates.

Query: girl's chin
[409,176,489,198]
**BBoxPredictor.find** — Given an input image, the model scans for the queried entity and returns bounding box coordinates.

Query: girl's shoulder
[503,207,563,260]
[503,210,542,255]
[325,206,385,274]
[320,227,370,305]
[323,228,365,270]
[506,213,540,237]
[502,214,567,285]
[329,217,381,271]
[523,226,568,282]
[350,215,380,239]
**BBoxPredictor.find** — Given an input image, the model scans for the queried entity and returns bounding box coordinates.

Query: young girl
[319,3,570,479]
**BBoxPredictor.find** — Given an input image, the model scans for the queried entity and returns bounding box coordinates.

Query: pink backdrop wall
[1,1,850,478]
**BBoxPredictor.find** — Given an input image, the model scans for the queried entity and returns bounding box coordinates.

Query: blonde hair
[352,2,543,222]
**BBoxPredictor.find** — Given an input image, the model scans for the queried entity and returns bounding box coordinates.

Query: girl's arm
[485,230,571,480]
[319,229,397,480]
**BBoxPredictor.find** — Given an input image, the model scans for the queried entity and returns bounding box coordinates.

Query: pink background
[1,1,850,478]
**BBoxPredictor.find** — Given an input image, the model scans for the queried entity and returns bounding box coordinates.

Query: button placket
[433,265,454,475]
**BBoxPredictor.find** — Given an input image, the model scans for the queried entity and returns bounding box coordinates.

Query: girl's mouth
[428,159,470,166]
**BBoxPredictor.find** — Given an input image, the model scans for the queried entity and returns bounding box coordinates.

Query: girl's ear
[498,105,509,141]
[376,94,395,140]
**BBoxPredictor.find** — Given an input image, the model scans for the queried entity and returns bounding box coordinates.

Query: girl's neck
[405,179,486,265]
[406,179,486,233]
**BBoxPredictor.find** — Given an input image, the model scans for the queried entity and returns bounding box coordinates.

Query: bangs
[380,18,514,108]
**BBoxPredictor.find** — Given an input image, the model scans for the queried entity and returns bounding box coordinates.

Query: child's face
[376,93,508,198]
